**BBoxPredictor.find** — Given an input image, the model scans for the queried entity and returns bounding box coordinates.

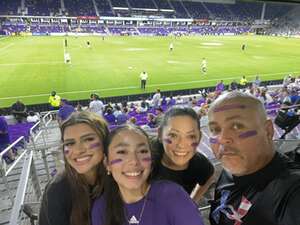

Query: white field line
[0,43,14,52]
[0,70,297,100]
[0,36,10,41]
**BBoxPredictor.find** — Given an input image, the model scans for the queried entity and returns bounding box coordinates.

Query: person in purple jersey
[208,91,300,225]
[39,111,109,225]
[92,124,204,225]
[57,99,75,124]
[151,107,214,204]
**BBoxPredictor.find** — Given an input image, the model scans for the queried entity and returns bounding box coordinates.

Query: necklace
[127,197,147,224]
[126,185,151,225]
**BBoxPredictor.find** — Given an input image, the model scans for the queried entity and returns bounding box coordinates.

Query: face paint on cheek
[191,142,199,148]
[110,158,123,165]
[209,137,219,144]
[89,142,102,149]
[213,104,246,113]
[63,147,70,155]
[238,130,257,139]
[163,138,172,144]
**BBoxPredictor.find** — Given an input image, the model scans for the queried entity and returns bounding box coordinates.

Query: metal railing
[0,136,27,205]
[8,150,41,225]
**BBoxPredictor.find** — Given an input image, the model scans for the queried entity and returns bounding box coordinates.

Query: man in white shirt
[152,88,161,108]
[89,94,104,116]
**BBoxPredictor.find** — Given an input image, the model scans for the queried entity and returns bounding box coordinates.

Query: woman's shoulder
[190,152,213,168]
[44,173,71,196]
[150,180,187,198]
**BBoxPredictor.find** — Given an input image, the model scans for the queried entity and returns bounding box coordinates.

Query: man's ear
[265,119,274,141]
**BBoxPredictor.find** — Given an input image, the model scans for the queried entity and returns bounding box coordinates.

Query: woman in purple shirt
[92,124,204,225]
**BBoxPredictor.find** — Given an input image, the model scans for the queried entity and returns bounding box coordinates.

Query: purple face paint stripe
[239,130,257,139]
[163,138,172,144]
[89,142,102,149]
[209,137,219,144]
[191,142,199,147]
[213,104,246,113]
[110,158,123,165]
[63,146,70,155]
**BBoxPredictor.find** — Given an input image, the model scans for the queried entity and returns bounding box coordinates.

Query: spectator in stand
[258,88,273,105]
[215,80,225,94]
[239,75,248,89]
[75,102,83,112]
[137,98,149,113]
[103,108,116,125]
[11,100,28,123]
[151,107,214,205]
[27,111,40,123]
[57,99,75,124]
[294,75,300,88]
[167,96,176,106]
[161,96,167,107]
[280,88,291,104]
[104,102,113,115]
[230,80,239,91]
[0,112,15,164]
[48,91,61,110]
[290,90,300,105]
[127,116,137,125]
[283,74,292,87]
[89,94,104,116]
[145,113,157,128]
[176,96,184,104]
[252,75,261,88]
[152,89,161,108]
[154,107,164,126]
[113,105,123,118]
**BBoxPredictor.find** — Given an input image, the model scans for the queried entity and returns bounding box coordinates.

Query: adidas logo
[128,215,139,224]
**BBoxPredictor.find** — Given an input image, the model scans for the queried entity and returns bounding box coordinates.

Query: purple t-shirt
[92,180,205,225]
[58,104,75,121]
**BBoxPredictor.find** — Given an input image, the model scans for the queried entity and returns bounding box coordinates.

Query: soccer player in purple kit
[92,124,205,225]
[208,91,300,225]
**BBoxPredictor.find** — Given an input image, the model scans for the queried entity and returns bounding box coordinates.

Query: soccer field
[0,35,299,107]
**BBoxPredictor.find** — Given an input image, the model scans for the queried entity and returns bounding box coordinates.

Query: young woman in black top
[39,111,109,225]
[151,107,214,204]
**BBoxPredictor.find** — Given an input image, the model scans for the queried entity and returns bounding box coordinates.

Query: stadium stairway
[0,117,61,225]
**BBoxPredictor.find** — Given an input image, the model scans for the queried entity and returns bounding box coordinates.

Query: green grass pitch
[0,35,299,108]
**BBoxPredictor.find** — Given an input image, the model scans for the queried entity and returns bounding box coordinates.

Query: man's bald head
[208,91,267,122]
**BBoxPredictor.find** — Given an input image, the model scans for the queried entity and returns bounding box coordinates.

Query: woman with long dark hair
[39,111,109,225]
[151,107,215,204]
